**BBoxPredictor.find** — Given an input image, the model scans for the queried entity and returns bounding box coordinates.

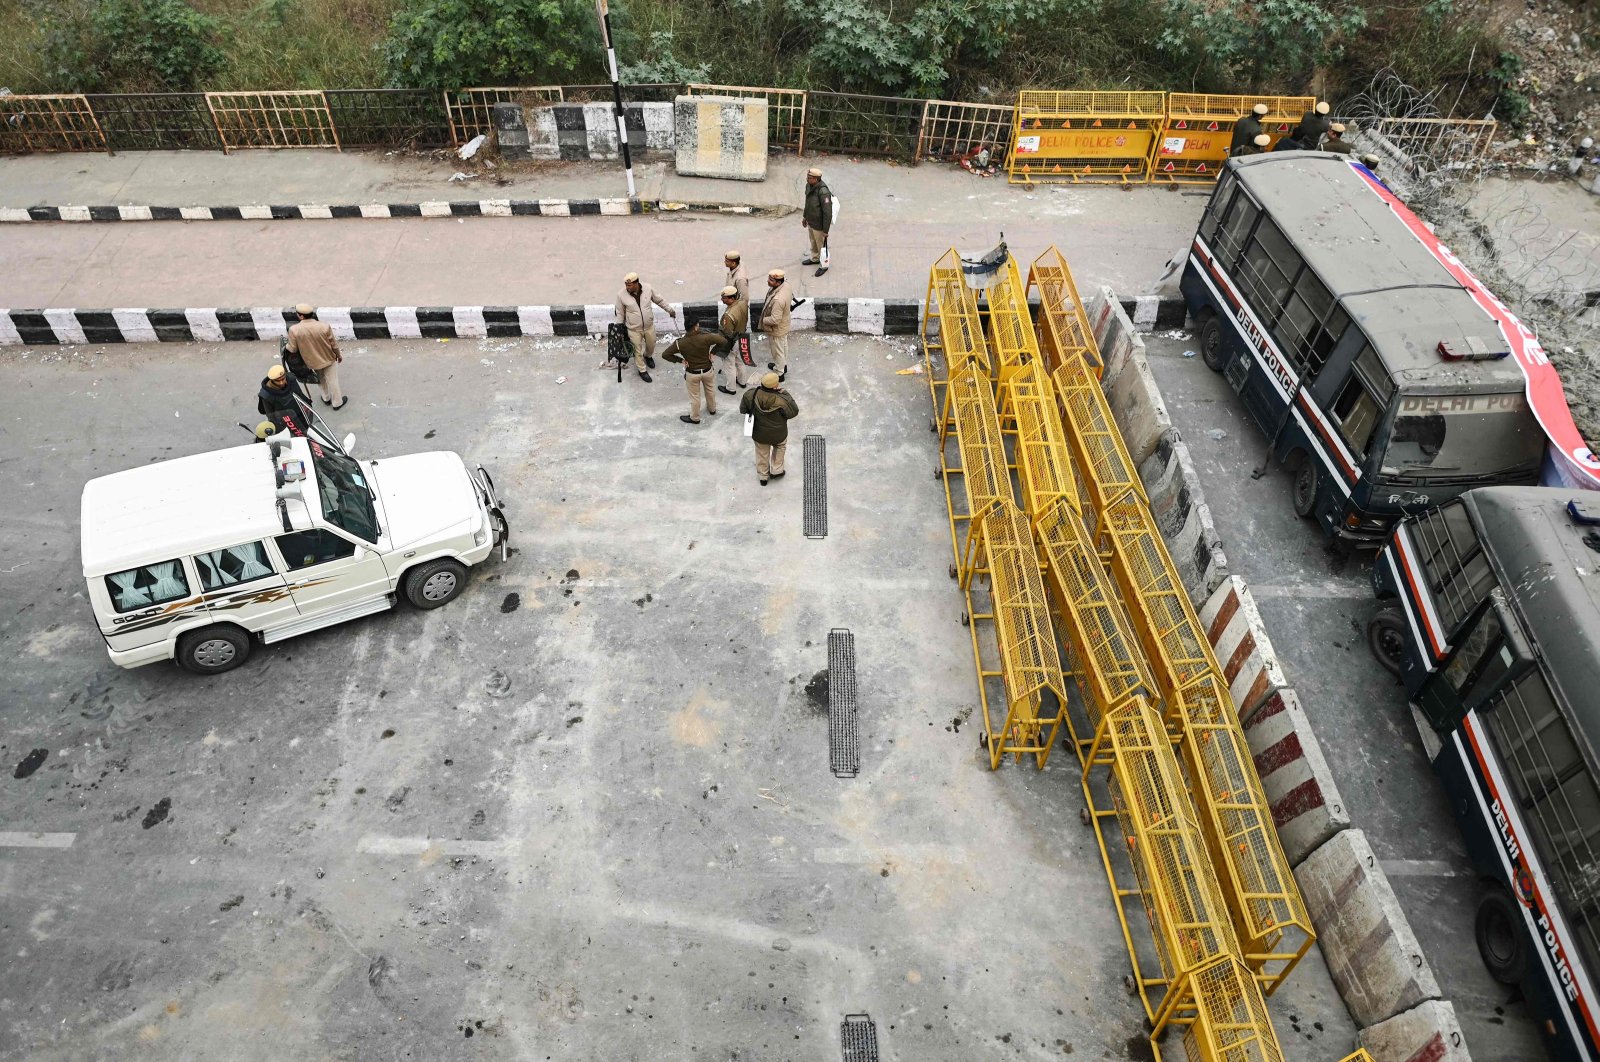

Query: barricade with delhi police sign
[1006,90,1167,185]
[1152,93,1316,183]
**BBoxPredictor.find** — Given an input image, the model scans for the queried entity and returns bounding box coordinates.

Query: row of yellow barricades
[921,244,1325,1060]
[1007,91,1318,186]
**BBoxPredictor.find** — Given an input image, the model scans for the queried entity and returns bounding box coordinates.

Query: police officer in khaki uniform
[614,271,677,382]
[285,303,346,409]
[1235,133,1272,158]
[760,268,793,381]
[715,286,750,395]
[801,168,833,276]
[1323,123,1353,154]
[724,250,749,304]
[659,322,730,424]
[739,373,800,485]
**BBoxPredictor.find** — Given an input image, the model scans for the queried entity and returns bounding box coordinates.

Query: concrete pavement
[0,335,1355,1059]
[0,150,1204,308]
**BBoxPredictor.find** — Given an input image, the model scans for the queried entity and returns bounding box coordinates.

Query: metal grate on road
[804,435,828,539]
[840,1013,879,1062]
[828,629,859,778]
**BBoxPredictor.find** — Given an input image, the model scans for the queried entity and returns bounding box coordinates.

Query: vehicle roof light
[1437,336,1510,361]
[1567,498,1600,526]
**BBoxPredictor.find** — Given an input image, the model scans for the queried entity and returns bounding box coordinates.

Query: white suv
[80,425,507,675]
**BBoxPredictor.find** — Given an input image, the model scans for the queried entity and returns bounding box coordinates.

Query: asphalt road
[0,335,1356,1060]
[1142,331,1550,1062]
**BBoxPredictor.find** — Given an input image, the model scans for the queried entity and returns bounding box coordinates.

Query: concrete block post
[1358,999,1472,1062]
[1294,829,1441,1028]
[674,95,769,181]
[491,102,530,162]
[1240,688,1353,866]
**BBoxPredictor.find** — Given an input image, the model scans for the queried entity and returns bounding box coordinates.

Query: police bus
[1370,487,1600,1062]
[1181,153,1552,546]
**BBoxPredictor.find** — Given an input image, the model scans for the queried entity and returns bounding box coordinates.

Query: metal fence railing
[0,83,1499,185]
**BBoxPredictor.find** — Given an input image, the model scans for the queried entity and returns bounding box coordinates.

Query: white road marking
[0,832,76,848]
[356,835,502,858]
[1380,858,1464,877]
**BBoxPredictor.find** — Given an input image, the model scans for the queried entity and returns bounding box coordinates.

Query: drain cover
[840,1013,878,1062]
[804,434,828,539]
[828,629,859,778]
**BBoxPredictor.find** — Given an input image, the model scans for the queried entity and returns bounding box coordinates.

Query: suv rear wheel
[1199,314,1227,372]
[1475,888,1529,985]
[177,625,251,675]
[404,558,468,609]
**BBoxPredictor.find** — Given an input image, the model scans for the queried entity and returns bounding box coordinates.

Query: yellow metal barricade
[1178,955,1289,1062]
[961,500,1070,769]
[1032,246,1314,992]
[985,254,1038,378]
[1029,246,1104,379]
[998,363,1078,519]
[1153,95,1314,184]
[1008,90,1167,185]
[1337,1052,1376,1062]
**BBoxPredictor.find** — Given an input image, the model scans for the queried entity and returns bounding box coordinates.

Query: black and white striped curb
[0,297,1182,346]
[0,198,648,223]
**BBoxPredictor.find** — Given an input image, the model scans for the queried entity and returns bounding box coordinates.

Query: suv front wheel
[404,558,468,609]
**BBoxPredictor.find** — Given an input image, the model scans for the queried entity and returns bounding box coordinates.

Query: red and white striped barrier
[1241,688,1351,866]
[1359,999,1472,1062]
[1200,575,1287,720]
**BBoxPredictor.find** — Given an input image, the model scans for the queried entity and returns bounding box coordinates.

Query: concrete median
[1201,574,1288,718]
[1241,688,1352,866]
[1139,430,1229,605]
[674,95,769,181]
[1295,828,1442,1028]
[1359,999,1472,1062]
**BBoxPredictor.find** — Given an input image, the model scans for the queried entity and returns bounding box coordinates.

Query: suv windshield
[313,449,381,542]
[1379,392,1544,481]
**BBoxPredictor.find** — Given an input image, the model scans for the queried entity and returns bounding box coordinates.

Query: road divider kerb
[0,198,801,223]
[1359,999,1471,1062]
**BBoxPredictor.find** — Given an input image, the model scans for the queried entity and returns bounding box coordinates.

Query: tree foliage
[382,0,590,89]
[1157,0,1366,90]
[39,0,223,92]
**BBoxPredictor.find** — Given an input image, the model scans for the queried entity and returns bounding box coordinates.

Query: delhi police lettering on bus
[1180,153,1546,545]
[1370,487,1600,1062]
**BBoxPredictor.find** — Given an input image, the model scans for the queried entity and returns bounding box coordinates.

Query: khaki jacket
[614,282,670,332]
[719,300,749,340]
[725,264,749,305]
[761,283,793,337]
[286,318,341,371]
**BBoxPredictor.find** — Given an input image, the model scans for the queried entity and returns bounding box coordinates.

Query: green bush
[1157,0,1365,91]
[38,0,223,92]
[382,0,593,89]
[1488,50,1530,129]
[618,31,708,84]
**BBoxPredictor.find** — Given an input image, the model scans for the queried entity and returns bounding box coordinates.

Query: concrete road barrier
[1241,688,1352,866]
[1201,575,1289,718]
[1359,999,1472,1062]
[1138,430,1229,604]
[674,95,769,181]
[1296,829,1442,1028]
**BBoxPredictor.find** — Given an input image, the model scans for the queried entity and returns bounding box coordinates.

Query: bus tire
[1367,608,1407,677]
[1475,888,1529,986]
[176,625,252,675]
[1199,314,1226,372]
[1292,458,1319,518]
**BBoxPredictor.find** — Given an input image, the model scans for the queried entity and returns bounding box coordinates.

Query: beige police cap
[720,286,738,298]
[806,167,822,177]
[724,249,740,260]
[266,363,286,380]
[624,271,640,283]
[295,302,314,315]
[1254,134,1271,146]
[1315,101,1330,114]
[768,268,785,280]
[1331,122,1346,133]
[761,372,781,388]
[1252,103,1269,115]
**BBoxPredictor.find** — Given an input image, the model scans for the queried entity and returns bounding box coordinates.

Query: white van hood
[370,452,479,550]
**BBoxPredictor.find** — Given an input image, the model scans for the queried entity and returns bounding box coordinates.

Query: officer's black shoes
[759,478,768,486]
[332,397,349,410]
[768,470,786,479]
[321,397,332,406]
[707,409,718,415]
[639,371,653,383]
[767,362,775,370]
[814,267,828,277]
[679,415,700,424]
[801,257,817,266]
[779,371,787,383]
[645,356,657,369]
[717,385,737,396]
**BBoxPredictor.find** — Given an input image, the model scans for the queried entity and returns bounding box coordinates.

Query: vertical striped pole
[595,0,636,198]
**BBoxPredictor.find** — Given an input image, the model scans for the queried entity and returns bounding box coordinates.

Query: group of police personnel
[1229,100,1355,158]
